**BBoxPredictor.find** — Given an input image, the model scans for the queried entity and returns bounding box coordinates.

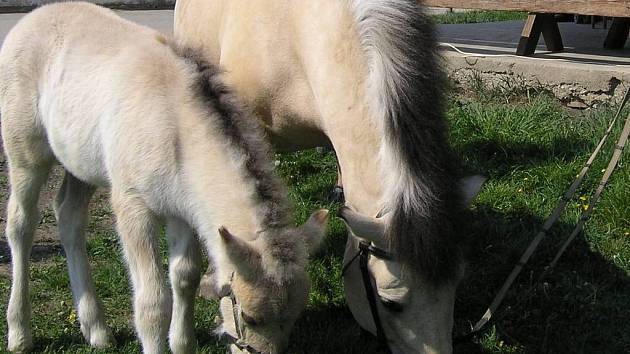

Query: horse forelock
[348,0,465,285]
[173,45,293,234]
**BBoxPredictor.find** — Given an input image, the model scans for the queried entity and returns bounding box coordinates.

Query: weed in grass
[431,11,528,25]
[454,69,552,105]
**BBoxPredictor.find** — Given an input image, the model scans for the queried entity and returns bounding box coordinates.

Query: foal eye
[380,298,404,312]
[241,312,259,326]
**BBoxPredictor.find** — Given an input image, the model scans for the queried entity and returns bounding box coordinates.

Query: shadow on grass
[290,304,385,354]
[0,240,63,266]
[458,136,592,177]
[31,328,138,353]
[455,206,630,354]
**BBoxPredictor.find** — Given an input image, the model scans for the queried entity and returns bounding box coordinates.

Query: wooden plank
[540,14,564,52]
[423,1,630,18]
[516,13,564,56]
[516,14,542,56]
[604,18,630,49]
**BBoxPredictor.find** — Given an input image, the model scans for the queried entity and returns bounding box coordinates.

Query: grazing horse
[0,3,327,354]
[174,0,484,353]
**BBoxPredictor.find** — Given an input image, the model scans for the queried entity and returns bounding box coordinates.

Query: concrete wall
[0,0,175,12]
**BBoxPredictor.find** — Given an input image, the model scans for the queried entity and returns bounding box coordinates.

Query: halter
[342,240,394,354]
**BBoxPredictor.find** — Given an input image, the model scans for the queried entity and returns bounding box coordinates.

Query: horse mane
[348,0,465,284]
[173,45,292,232]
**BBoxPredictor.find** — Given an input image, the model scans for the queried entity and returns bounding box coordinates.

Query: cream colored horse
[175,1,484,353]
[0,3,327,354]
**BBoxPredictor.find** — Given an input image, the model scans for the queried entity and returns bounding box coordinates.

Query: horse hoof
[328,186,344,203]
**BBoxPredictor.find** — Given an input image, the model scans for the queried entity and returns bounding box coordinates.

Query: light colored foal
[1,3,327,354]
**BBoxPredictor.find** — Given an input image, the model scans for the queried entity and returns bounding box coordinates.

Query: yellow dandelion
[579,196,587,201]
[582,204,589,211]
[517,188,523,192]
[624,231,629,237]
[523,177,529,181]
[67,310,77,323]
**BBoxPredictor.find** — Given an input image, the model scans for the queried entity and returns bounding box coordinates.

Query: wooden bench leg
[604,18,630,49]
[517,13,564,56]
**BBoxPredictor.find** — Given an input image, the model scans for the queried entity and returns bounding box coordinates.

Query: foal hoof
[328,186,345,203]
[85,326,116,349]
[7,329,33,353]
[80,321,115,349]
[198,273,230,300]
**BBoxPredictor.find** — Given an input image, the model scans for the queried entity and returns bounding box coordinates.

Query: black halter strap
[343,241,393,353]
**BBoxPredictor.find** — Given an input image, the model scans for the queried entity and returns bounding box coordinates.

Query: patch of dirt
[0,137,115,278]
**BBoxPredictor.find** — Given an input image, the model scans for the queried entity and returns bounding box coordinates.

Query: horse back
[174,0,371,150]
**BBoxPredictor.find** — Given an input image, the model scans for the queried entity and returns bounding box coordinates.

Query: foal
[0,3,326,353]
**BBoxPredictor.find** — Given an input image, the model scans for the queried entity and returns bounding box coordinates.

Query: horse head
[339,176,485,354]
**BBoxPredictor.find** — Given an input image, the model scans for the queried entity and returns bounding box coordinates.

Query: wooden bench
[424,0,630,55]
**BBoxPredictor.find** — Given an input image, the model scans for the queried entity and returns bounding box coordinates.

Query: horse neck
[330,110,386,218]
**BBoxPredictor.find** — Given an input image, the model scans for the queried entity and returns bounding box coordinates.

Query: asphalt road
[0,9,174,45]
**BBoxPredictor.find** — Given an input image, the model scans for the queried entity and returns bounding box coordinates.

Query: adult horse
[0,3,327,353]
[174,0,484,353]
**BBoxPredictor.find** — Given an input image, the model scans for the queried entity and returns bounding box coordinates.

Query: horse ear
[219,227,262,277]
[338,205,386,244]
[460,175,486,207]
[299,209,329,255]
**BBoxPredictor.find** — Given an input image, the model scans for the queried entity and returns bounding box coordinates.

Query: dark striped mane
[174,45,292,232]
[349,0,465,284]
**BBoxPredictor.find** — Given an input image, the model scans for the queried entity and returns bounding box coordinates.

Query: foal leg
[166,218,201,354]
[54,172,113,348]
[5,163,51,352]
[198,259,229,300]
[111,191,171,354]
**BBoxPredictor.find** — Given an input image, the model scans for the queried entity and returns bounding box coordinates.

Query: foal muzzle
[220,295,265,354]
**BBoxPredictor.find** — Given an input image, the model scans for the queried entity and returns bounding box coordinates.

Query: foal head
[218,209,329,354]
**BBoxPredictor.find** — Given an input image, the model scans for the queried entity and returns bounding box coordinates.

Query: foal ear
[300,209,329,255]
[460,175,486,207]
[219,227,262,277]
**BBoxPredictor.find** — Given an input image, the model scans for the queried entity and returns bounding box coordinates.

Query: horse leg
[54,172,114,348]
[166,218,201,354]
[328,161,345,203]
[111,191,171,354]
[5,162,51,352]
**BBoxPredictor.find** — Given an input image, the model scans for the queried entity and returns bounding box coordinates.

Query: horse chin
[343,245,456,354]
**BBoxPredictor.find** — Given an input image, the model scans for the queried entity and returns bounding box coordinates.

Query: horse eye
[241,312,259,326]
[380,298,403,312]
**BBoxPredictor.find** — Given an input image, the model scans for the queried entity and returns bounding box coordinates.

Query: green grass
[449,96,630,353]
[0,94,628,353]
[431,10,528,25]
